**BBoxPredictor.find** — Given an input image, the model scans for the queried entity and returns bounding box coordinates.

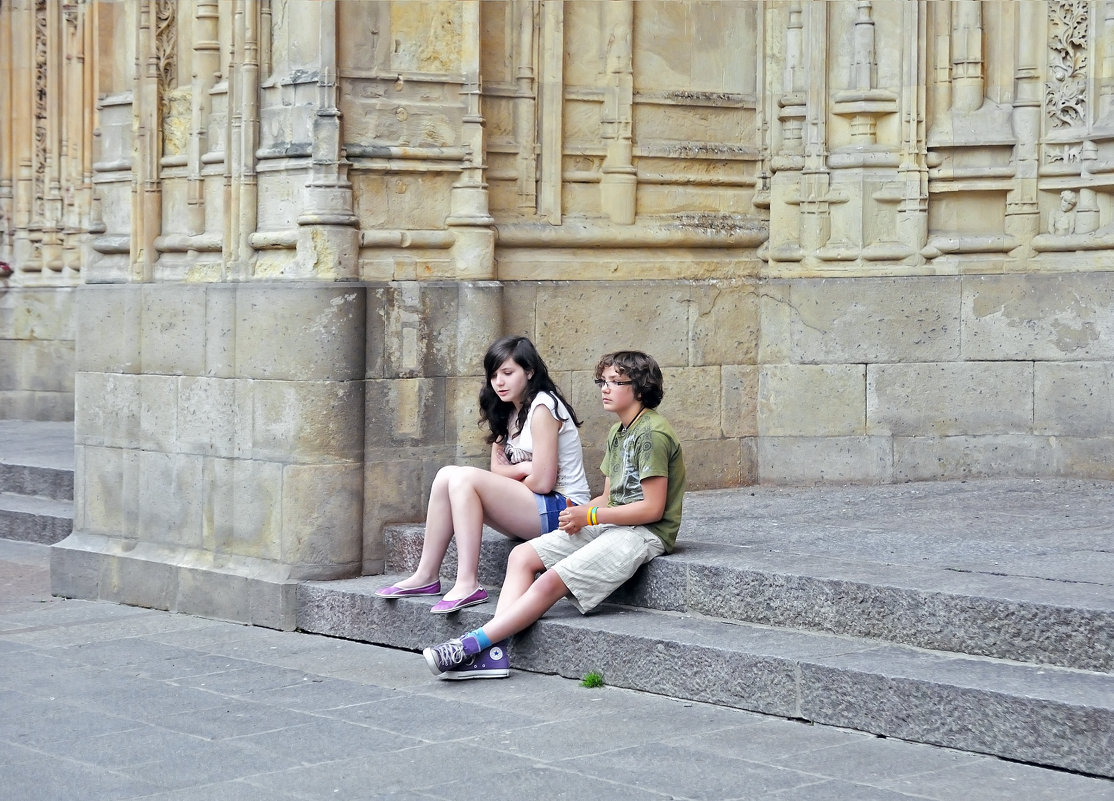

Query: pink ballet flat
[430,587,489,614]
[375,580,442,598]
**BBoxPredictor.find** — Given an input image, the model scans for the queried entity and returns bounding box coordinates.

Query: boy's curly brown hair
[595,351,664,408]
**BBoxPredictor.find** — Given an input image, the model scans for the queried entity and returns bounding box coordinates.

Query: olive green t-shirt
[600,407,686,551]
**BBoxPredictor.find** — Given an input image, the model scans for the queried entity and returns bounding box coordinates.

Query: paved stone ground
[2,539,1112,800]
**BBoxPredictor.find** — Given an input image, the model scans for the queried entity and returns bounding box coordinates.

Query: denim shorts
[535,491,575,534]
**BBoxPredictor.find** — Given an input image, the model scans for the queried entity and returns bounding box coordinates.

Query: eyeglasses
[594,379,633,389]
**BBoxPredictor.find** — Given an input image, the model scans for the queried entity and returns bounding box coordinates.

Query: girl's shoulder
[529,390,560,414]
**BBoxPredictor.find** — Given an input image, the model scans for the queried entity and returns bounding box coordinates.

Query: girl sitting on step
[376,335,591,614]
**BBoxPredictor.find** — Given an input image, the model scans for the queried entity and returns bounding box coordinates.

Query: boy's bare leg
[494,542,545,613]
[482,567,569,644]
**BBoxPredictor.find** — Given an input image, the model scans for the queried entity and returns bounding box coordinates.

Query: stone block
[234,284,365,381]
[140,284,207,376]
[101,546,177,610]
[722,364,758,437]
[534,282,691,372]
[137,450,204,547]
[363,458,428,572]
[364,284,388,379]
[868,362,1032,436]
[893,435,1056,481]
[661,366,722,440]
[682,436,756,490]
[176,564,251,622]
[138,374,178,453]
[455,282,505,374]
[691,282,760,366]
[759,364,866,436]
[501,281,538,343]
[251,379,364,464]
[0,341,17,390]
[798,650,1114,778]
[758,436,893,484]
[380,282,448,378]
[364,377,447,447]
[73,444,86,530]
[203,457,283,561]
[758,281,793,364]
[0,286,74,340]
[962,273,1114,360]
[1050,437,1114,480]
[21,340,75,392]
[79,446,139,537]
[177,376,251,458]
[74,372,141,449]
[444,375,491,459]
[203,285,237,379]
[281,462,363,576]
[75,284,141,373]
[247,577,299,630]
[49,532,105,600]
[1034,362,1113,436]
[788,277,962,364]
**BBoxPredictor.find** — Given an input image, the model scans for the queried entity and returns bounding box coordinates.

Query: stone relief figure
[1050,189,1078,235]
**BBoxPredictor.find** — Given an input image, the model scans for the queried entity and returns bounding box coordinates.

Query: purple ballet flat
[375,580,442,598]
[430,587,489,614]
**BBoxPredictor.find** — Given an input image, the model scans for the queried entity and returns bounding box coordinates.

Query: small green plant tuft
[580,671,605,688]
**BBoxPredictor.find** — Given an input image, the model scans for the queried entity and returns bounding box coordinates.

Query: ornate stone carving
[155,0,176,116]
[1046,0,1089,128]
[34,0,47,220]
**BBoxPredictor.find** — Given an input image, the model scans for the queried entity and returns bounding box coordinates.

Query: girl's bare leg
[442,467,542,600]
[390,466,460,589]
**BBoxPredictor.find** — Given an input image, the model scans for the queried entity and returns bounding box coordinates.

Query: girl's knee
[445,464,484,494]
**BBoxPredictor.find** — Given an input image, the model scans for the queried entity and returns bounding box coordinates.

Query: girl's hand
[490,442,531,480]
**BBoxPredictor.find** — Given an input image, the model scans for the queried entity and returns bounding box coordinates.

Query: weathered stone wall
[0,1,1110,626]
[0,287,74,421]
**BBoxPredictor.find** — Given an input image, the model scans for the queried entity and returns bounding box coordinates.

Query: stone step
[296,576,1114,778]
[381,524,1114,673]
[0,492,74,545]
[0,461,74,502]
[0,420,75,545]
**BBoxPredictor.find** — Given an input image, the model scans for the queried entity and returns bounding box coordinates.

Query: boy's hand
[558,504,588,534]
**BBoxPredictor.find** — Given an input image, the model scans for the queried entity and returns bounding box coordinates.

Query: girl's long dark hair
[479,335,582,445]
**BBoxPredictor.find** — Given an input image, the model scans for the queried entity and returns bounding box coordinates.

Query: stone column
[13,2,37,274]
[447,0,496,278]
[0,3,12,263]
[1006,1,1044,256]
[537,0,564,224]
[295,0,359,280]
[599,0,636,225]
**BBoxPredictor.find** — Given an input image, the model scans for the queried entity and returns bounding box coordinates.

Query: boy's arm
[558,476,667,533]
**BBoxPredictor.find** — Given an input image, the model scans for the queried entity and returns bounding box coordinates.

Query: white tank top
[504,392,591,504]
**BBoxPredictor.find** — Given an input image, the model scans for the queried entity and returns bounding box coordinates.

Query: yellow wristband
[589,506,598,525]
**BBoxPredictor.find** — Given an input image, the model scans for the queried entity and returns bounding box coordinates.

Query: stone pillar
[295,0,359,280]
[0,4,12,261]
[446,0,496,278]
[598,0,636,225]
[53,282,367,629]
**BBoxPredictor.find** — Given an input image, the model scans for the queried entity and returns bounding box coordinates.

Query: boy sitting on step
[423,350,686,679]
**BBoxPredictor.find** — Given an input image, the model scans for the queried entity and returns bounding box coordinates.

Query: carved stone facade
[1,1,1111,627]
